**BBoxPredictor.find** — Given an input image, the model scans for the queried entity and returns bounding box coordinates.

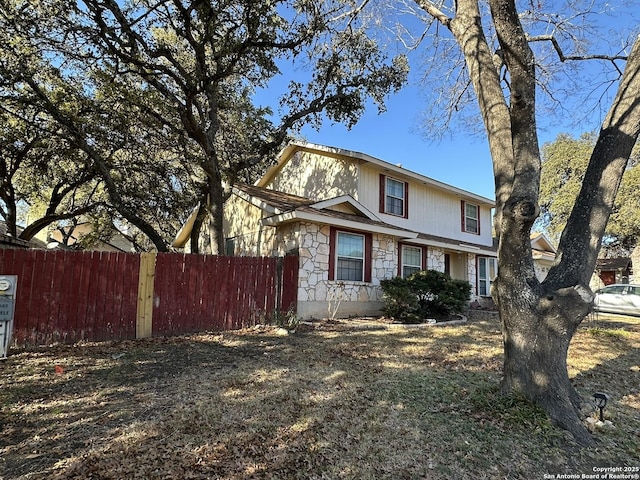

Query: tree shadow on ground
[1,314,638,479]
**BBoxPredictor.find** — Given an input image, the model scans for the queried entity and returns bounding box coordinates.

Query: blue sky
[282,3,640,203]
[298,84,498,200]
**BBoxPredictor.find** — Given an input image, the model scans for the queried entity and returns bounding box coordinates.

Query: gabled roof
[236,184,418,239]
[233,183,315,214]
[235,184,381,221]
[529,232,557,264]
[259,142,495,207]
[596,257,632,271]
[530,232,556,253]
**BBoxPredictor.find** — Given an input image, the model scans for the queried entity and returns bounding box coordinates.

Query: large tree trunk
[494,31,640,445]
[496,281,594,444]
[433,0,640,444]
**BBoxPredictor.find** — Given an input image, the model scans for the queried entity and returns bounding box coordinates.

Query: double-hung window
[401,245,423,278]
[462,201,480,234]
[478,257,497,297]
[329,227,372,283]
[336,232,365,281]
[386,178,405,216]
[380,174,408,218]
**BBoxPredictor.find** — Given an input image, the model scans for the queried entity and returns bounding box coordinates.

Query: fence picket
[0,250,297,346]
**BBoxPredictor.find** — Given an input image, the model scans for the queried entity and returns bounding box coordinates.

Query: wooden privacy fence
[0,249,298,346]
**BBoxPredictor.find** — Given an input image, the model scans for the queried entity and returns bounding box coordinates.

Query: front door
[445,251,467,281]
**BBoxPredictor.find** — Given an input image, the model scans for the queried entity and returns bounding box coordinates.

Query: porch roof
[236,184,418,239]
[236,184,497,257]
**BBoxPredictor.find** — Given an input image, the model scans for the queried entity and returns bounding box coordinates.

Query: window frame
[328,227,372,283]
[379,174,409,218]
[398,243,427,278]
[477,256,497,297]
[461,201,480,235]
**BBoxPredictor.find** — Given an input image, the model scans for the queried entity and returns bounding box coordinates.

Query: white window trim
[336,231,365,282]
[478,256,497,297]
[385,177,406,217]
[401,245,422,279]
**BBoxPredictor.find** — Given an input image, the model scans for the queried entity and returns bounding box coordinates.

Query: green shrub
[381,270,471,323]
[379,276,420,321]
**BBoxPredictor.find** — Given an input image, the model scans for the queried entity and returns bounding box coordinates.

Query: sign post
[0,275,17,359]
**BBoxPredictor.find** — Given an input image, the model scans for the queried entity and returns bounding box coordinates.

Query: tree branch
[546,34,640,288]
[527,34,627,75]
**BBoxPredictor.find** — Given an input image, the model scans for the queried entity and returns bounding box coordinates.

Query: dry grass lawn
[1,311,639,479]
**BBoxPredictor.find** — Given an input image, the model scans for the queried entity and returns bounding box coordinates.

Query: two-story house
[221,142,496,319]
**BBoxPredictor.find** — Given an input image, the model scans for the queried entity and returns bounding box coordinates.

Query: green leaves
[1,0,409,252]
[538,132,640,253]
[381,270,472,322]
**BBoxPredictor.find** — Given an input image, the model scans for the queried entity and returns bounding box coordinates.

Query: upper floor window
[462,201,480,235]
[380,174,408,218]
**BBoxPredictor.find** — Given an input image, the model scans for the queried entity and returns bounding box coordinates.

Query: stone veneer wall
[278,222,399,319]
[274,221,482,318]
[466,253,479,300]
[427,248,445,271]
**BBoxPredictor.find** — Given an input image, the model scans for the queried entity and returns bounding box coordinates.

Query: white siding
[358,163,493,247]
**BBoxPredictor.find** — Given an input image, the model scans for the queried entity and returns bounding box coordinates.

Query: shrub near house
[381,270,471,323]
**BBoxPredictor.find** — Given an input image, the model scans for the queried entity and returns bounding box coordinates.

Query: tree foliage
[0,3,193,250]
[0,103,106,243]
[538,132,640,255]
[0,0,408,252]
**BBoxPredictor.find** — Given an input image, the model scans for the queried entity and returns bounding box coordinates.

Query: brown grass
[1,312,638,479]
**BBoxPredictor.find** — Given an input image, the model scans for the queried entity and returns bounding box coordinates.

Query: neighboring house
[0,223,47,250]
[216,142,497,319]
[594,257,632,286]
[46,222,135,252]
[530,232,557,281]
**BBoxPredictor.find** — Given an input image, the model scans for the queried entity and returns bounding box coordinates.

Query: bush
[380,270,471,323]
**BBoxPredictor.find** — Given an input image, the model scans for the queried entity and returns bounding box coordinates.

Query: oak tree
[77,0,409,253]
[539,132,640,255]
[0,3,187,251]
[408,0,640,444]
[1,1,407,253]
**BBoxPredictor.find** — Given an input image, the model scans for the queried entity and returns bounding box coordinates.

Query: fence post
[136,252,156,338]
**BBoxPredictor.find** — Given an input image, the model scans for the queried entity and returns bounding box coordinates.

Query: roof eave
[261,210,418,239]
[408,236,497,256]
[260,142,495,206]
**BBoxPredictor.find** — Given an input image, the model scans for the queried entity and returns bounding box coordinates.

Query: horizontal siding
[359,163,493,247]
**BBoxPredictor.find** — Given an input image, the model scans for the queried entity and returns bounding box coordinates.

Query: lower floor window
[401,245,423,278]
[478,256,497,296]
[336,232,365,281]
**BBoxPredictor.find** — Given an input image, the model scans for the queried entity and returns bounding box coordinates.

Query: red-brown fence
[0,249,298,346]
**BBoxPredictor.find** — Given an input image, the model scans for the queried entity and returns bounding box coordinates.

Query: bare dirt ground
[1,311,638,479]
